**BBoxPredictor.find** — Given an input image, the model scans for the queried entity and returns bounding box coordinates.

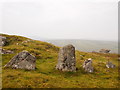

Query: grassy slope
[1,34,119,88]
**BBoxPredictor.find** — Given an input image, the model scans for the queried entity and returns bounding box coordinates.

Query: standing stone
[4,50,36,70]
[106,61,115,68]
[56,44,76,72]
[83,58,94,73]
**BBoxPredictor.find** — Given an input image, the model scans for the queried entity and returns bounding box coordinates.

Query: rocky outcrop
[4,50,36,70]
[83,58,94,73]
[56,44,76,72]
[99,49,111,53]
[0,36,7,46]
[106,61,115,68]
[0,48,14,54]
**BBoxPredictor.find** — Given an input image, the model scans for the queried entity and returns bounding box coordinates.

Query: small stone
[83,58,94,73]
[0,48,14,54]
[106,61,115,68]
[16,43,19,45]
[118,57,120,61]
[0,36,7,46]
[22,39,32,43]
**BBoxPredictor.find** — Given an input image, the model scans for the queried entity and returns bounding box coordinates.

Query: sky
[0,0,119,41]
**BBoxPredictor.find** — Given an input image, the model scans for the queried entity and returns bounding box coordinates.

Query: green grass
[1,34,119,88]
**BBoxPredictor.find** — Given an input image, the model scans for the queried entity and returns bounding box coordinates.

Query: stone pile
[56,44,76,72]
[4,50,36,70]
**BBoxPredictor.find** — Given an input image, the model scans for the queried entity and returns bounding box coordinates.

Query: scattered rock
[83,58,94,73]
[4,50,36,70]
[99,49,111,53]
[106,61,115,68]
[0,36,7,46]
[22,39,32,44]
[16,43,19,45]
[0,48,14,54]
[56,44,76,72]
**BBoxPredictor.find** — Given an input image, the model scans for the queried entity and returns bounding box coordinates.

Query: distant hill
[45,39,118,53]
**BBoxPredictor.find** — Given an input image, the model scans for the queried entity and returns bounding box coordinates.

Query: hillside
[1,34,119,88]
[46,39,118,54]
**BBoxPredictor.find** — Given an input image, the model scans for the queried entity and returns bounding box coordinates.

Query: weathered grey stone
[0,48,14,54]
[83,58,94,73]
[106,61,115,68]
[99,49,111,53]
[56,44,76,72]
[4,50,36,70]
[0,36,7,46]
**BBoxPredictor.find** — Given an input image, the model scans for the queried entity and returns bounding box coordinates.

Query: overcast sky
[0,0,119,41]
